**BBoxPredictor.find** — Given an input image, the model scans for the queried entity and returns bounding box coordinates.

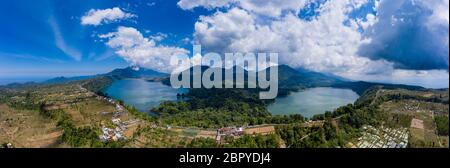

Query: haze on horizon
[0,0,448,88]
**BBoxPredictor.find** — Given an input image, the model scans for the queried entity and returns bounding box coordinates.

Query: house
[215,134,221,143]
[112,118,121,125]
[217,127,235,135]
[99,135,109,142]
[115,133,125,140]
[217,127,244,136]
[116,104,123,111]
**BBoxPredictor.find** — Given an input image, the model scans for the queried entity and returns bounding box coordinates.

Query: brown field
[129,127,188,148]
[0,82,142,148]
[410,118,424,129]
[244,126,275,135]
[62,98,118,127]
[378,89,448,148]
[0,104,61,148]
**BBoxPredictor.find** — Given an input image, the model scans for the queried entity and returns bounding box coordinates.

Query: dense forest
[151,88,306,128]
[186,134,280,148]
[435,115,449,136]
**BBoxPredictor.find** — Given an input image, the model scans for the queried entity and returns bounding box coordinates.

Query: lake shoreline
[102,79,187,113]
[268,87,360,118]
[104,79,360,119]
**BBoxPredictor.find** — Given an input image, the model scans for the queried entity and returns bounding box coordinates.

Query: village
[98,97,140,142]
[94,92,280,144]
[354,125,409,148]
[95,97,277,145]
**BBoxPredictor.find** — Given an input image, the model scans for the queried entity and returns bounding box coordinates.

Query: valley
[0,65,448,148]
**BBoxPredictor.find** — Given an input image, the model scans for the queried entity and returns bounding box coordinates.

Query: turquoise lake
[268,87,359,118]
[104,80,359,118]
[103,79,187,112]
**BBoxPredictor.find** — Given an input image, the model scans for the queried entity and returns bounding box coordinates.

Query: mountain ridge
[3,65,427,96]
[159,64,425,96]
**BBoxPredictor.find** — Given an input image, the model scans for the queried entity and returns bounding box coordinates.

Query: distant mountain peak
[131,65,140,71]
[106,66,168,79]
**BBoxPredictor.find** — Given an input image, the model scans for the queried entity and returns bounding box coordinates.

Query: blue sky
[0,0,209,77]
[0,0,448,88]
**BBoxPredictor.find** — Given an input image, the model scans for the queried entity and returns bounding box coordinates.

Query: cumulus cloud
[237,0,308,17]
[358,0,449,70]
[193,1,389,75]
[81,7,135,26]
[181,0,449,88]
[99,26,189,73]
[178,0,307,17]
[149,32,168,42]
[85,0,448,88]
[177,0,236,10]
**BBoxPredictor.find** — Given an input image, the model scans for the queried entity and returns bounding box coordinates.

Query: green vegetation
[278,105,383,148]
[224,134,280,148]
[0,78,130,148]
[435,115,449,136]
[275,86,448,148]
[104,66,167,79]
[186,134,280,148]
[1,71,448,148]
[186,138,217,148]
[81,76,114,93]
[152,88,305,128]
[384,113,413,128]
[39,103,126,148]
[131,126,191,148]
[39,104,100,147]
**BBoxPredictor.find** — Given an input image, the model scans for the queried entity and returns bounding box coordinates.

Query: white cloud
[358,0,449,70]
[194,8,257,52]
[81,7,135,26]
[49,17,82,61]
[186,0,449,88]
[422,0,449,27]
[177,0,236,10]
[178,0,307,17]
[238,0,308,17]
[85,0,447,88]
[181,37,192,44]
[88,50,115,62]
[149,32,168,42]
[100,27,189,73]
[422,0,449,58]
[193,1,387,75]
[343,69,449,89]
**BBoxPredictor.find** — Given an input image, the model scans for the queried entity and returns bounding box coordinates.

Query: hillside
[104,66,168,79]
[1,67,447,148]
[38,66,167,86]
[161,65,342,88]
[44,76,96,84]
[3,65,427,98]
[161,64,425,96]
[271,65,342,89]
